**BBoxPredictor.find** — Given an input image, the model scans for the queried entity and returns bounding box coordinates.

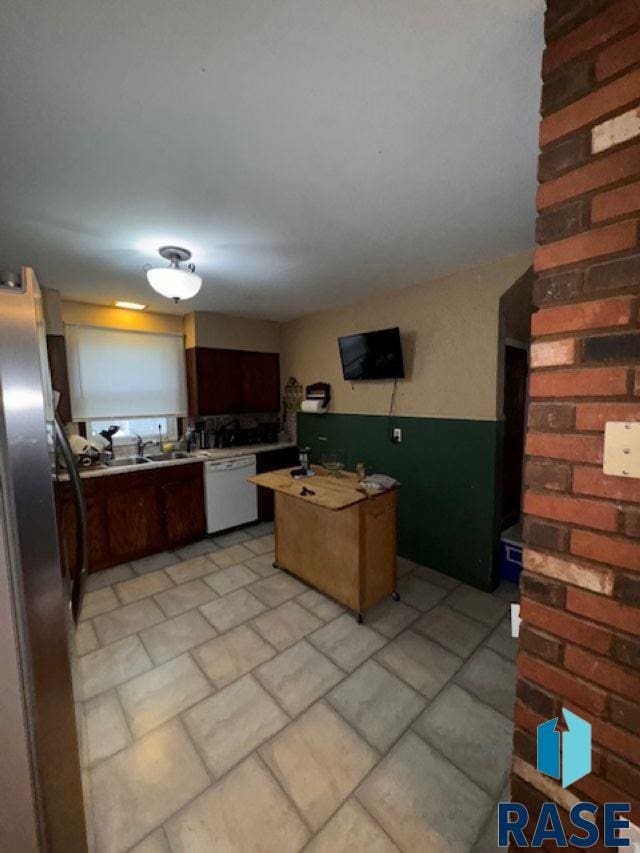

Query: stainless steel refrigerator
[0,267,88,851]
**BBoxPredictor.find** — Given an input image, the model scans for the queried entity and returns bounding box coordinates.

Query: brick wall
[513,0,640,838]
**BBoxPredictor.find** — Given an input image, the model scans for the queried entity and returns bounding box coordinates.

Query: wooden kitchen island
[248,467,398,622]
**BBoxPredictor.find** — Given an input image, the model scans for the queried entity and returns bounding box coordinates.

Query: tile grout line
[78,543,514,850]
[253,748,317,840]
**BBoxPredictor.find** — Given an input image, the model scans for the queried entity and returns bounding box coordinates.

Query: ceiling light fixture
[144,246,202,303]
[115,300,147,311]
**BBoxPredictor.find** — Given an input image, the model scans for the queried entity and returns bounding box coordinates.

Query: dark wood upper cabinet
[241,352,280,413]
[186,347,280,415]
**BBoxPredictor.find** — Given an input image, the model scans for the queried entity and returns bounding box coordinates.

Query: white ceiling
[0,0,544,320]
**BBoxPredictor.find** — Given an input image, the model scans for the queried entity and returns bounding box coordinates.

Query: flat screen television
[338,327,405,380]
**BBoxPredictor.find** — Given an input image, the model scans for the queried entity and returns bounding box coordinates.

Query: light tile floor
[76,524,518,852]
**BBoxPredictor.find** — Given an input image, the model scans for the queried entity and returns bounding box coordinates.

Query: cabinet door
[189,348,244,415]
[161,476,206,546]
[105,484,165,561]
[242,352,280,413]
[256,446,298,520]
[55,487,110,575]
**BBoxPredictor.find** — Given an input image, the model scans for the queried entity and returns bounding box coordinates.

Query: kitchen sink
[104,456,150,468]
[144,451,189,462]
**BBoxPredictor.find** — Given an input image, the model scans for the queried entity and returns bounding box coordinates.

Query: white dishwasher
[205,455,258,534]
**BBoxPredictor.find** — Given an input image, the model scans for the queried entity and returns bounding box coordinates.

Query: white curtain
[65,325,187,419]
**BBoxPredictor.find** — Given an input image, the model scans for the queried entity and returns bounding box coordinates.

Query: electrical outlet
[392,428,402,443]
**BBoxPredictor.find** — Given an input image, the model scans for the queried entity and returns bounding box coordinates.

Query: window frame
[87,416,179,445]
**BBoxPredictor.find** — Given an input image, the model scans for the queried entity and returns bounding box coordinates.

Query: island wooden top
[249,466,378,510]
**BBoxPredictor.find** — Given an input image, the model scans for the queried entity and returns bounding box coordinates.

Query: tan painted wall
[61,300,184,335]
[280,251,533,421]
[188,311,280,352]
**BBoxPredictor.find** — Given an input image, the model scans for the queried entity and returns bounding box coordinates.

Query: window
[88,417,178,444]
[65,324,187,420]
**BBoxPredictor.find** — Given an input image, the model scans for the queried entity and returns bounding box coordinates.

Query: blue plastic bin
[499,527,523,583]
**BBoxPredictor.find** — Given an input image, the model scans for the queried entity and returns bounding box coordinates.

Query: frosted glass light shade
[146,267,202,300]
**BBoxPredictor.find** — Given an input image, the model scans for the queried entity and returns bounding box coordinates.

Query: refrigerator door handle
[54,416,88,623]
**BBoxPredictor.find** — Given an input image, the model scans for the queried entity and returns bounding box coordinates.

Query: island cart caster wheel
[391,591,400,602]
[272,561,279,569]
[356,613,363,624]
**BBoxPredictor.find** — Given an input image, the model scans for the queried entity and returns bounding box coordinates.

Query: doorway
[501,344,528,530]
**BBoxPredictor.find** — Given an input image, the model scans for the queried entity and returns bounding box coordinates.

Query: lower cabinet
[161,477,207,546]
[55,462,206,575]
[256,446,299,521]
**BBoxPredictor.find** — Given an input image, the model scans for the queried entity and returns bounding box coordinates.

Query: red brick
[543,0,640,77]
[592,178,640,223]
[534,220,637,272]
[540,68,640,147]
[564,700,640,762]
[567,586,640,635]
[519,652,608,714]
[528,403,576,432]
[514,700,545,735]
[516,678,559,718]
[530,338,576,367]
[596,29,640,81]
[525,459,571,491]
[542,61,595,116]
[607,754,640,806]
[536,199,590,244]
[524,547,614,594]
[575,402,640,430]
[571,529,640,571]
[521,598,612,653]
[545,0,609,41]
[575,772,640,824]
[624,507,640,537]
[565,644,640,699]
[529,367,629,398]
[539,134,590,184]
[586,253,640,296]
[583,330,640,361]
[520,623,564,664]
[521,572,567,608]
[524,491,619,531]
[514,729,539,772]
[611,694,640,735]
[523,517,570,551]
[574,464,640,501]
[613,633,640,668]
[534,270,585,305]
[526,432,603,463]
[615,571,640,605]
[531,295,634,335]
[537,142,640,210]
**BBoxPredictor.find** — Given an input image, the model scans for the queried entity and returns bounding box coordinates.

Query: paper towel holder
[303,382,331,413]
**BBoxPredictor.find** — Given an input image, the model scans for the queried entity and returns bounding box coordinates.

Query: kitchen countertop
[57,441,297,481]
[249,466,377,510]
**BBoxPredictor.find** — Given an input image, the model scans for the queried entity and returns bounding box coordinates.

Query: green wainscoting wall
[298,412,504,591]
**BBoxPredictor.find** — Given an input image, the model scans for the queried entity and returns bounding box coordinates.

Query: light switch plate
[603,422,640,479]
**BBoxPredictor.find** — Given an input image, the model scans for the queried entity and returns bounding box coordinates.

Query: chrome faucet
[135,434,157,457]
